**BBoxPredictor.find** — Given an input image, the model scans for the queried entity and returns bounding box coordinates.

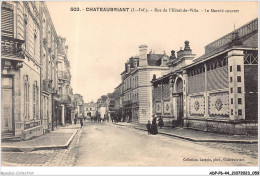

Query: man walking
[80,118,83,128]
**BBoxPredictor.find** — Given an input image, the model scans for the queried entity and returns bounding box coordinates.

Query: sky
[46,1,258,103]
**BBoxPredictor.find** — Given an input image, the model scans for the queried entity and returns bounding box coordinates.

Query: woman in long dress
[150,117,158,135]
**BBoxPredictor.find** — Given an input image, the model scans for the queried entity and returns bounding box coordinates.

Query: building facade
[96,95,108,119]
[74,94,84,118]
[113,84,121,117]
[1,1,75,140]
[152,18,258,135]
[1,2,42,140]
[83,101,97,117]
[57,36,74,125]
[40,2,60,132]
[121,45,170,123]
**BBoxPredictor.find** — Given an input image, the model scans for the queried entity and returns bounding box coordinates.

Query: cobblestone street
[1,122,258,166]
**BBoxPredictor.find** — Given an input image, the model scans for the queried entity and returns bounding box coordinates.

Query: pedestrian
[158,116,164,129]
[150,116,158,135]
[83,113,86,122]
[80,118,83,128]
[146,120,152,135]
[74,117,77,125]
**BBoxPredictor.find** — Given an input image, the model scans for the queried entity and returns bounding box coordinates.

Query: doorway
[1,76,14,134]
[175,78,184,127]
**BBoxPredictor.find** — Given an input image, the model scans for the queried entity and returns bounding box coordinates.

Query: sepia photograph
[0,0,259,175]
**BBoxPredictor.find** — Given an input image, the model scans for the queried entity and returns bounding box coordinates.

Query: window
[237,65,241,72]
[231,98,233,104]
[231,109,233,115]
[238,109,242,115]
[238,87,241,93]
[24,75,30,120]
[237,76,241,82]
[230,77,233,83]
[162,59,167,66]
[238,98,242,104]
[34,30,37,57]
[230,88,233,93]
[230,66,232,72]
[33,81,39,119]
[1,2,14,38]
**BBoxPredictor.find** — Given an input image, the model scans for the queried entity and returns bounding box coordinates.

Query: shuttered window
[1,3,13,37]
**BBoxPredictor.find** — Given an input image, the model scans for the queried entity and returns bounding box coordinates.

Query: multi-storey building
[121,45,169,123]
[107,93,116,120]
[74,94,84,118]
[1,1,75,140]
[152,18,258,135]
[57,36,74,125]
[1,2,42,140]
[96,95,108,119]
[113,84,122,117]
[40,2,60,132]
[83,101,97,117]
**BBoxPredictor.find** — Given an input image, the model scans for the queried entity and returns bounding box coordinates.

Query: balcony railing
[58,71,68,80]
[1,36,25,59]
[123,100,132,106]
[60,94,72,104]
[42,80,51,93]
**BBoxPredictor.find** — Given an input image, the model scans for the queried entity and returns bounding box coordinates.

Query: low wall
[184,118,258,135]
[22,125,44,140]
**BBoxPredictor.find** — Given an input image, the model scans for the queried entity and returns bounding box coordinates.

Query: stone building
[83,101,97,117]
[40,2,60,132]
[1,1,76,140]
[113,84,122,117]
[152,18,258,135]
[1,2,42,140]
[74,94,84,118]
[121,45,169,123]
[57,36,74,125]
[96,95,108,119]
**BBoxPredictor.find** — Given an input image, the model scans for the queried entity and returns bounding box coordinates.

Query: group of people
[111,115,131,123]
[90,114,109,123]
[74,113,85,128]
[146,115,164,135]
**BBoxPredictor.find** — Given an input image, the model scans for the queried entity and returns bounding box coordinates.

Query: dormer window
[161,56,168,66]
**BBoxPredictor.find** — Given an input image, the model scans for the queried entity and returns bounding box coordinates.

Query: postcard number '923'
[71,7,80,11]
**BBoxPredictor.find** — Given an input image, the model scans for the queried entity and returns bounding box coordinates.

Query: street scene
[1,1,258,173]
[2,121,258,166]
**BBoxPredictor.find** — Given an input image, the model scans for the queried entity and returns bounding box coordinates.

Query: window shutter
[1,3,13,37]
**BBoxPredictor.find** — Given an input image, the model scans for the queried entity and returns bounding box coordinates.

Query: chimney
[134,61,137,68]
[139,45,148,66]
[127,63,131,73]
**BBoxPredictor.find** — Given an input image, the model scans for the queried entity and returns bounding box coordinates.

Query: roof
[147,54,166,66]
[194,18,258,63]
[193,29,257,63]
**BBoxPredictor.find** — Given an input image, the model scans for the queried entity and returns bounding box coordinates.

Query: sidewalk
[2,124,81,152]
[115,122,258,144]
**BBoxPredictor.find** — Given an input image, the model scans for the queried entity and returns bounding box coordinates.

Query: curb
[113,123,258,144]
[134,127,258,144]
[2,129,79,152]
